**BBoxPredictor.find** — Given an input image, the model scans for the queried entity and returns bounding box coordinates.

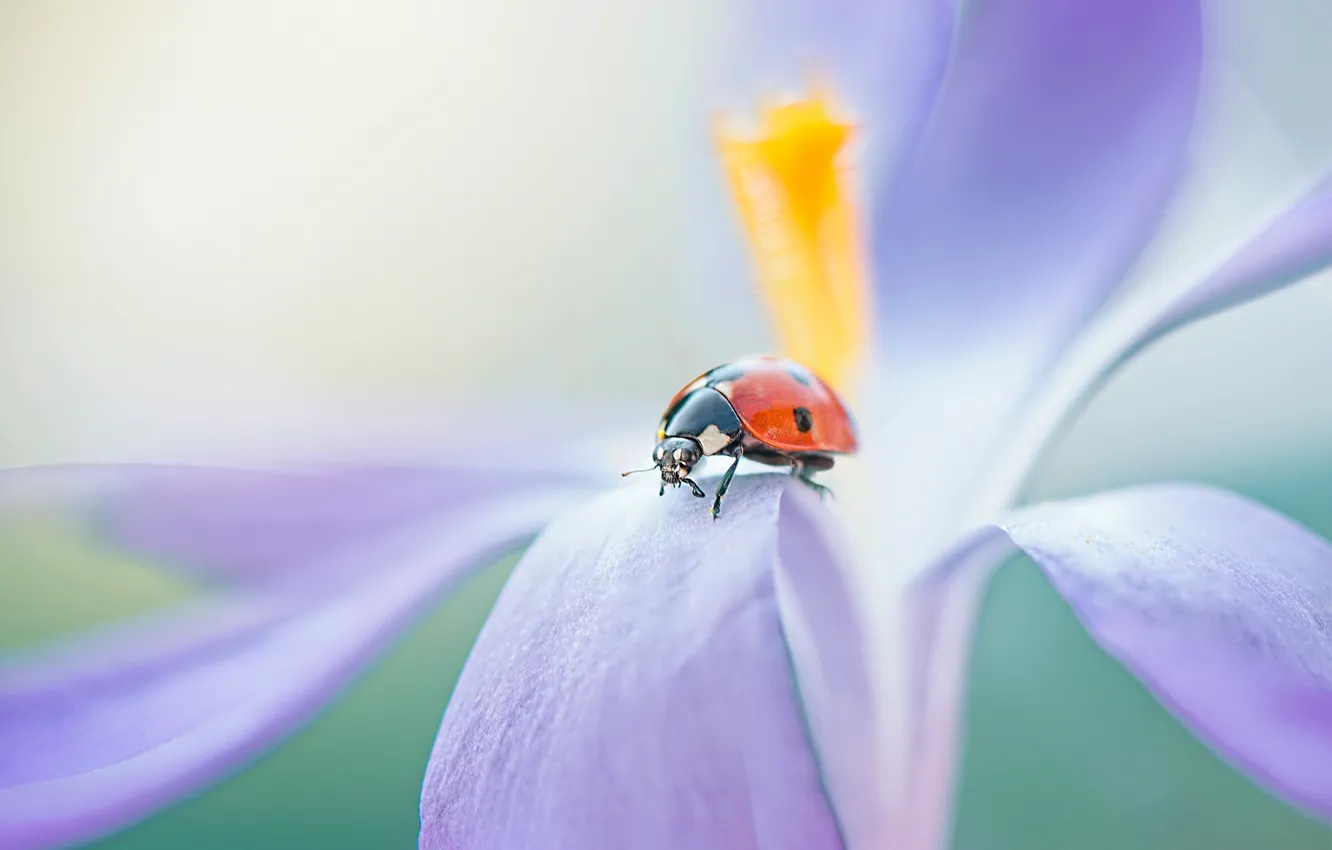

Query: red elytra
[660,355,858,454]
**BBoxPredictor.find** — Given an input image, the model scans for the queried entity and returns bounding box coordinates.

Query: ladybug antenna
[621,462,661,477]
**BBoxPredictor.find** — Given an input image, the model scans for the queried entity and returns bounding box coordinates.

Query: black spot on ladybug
[793,407,813,433]
[785,364,813,386]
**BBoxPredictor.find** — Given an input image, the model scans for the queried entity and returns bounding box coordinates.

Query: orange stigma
[713,77,870,395]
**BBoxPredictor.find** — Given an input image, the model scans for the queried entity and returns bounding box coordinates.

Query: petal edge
[906,485,1332,849]
[0,492,573,850]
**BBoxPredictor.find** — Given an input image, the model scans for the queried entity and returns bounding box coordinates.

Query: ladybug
[625,355,858,519]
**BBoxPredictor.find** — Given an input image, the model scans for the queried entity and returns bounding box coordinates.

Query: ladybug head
[653,437,701,485]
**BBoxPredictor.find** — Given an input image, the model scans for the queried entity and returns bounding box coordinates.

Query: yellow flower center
[713,82,870,394]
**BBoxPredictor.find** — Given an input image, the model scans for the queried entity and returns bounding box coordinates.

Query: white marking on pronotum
[696,424,732,455]
[674,448,685,462]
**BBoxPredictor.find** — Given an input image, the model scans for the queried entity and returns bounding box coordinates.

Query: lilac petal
[877,0,1201,357]
[0,489,578,850]
[907,485,1332,849]
[1145,172,1332,345]
[420,475,882,850]
[968,171,1332,519]
[861,0,1203,573]
[0,462,605,587]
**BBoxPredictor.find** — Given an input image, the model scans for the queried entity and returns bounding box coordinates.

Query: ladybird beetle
[624,355,858,519]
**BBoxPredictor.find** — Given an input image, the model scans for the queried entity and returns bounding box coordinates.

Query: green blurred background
[3,1,1332,848]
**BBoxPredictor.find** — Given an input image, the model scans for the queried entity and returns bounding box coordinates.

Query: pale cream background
[2,0,1331,498]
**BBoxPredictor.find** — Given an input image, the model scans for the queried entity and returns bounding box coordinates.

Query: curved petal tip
[907,483,1332,841]
[1005,485,1332,819]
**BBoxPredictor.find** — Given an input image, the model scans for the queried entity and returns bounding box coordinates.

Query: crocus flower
[4,1,1332,849]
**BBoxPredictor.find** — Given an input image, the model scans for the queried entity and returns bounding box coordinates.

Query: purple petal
[968,171,1332,518]
[0,488,581,849]
[0,461,606,587]
[860,0,1203,570]
[907,485,1332,849]
[1145,172,1332,346]
[877,0,1201,357]
[420,475,882,850]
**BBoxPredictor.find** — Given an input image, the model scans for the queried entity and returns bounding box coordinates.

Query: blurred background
[2,1,1331,848]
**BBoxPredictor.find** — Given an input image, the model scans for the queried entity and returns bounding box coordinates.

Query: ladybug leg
[710,446,744,520]
[802,477,834,500]
[659,481,666,497]
[681,477,706,499]
[789,457,834,501]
